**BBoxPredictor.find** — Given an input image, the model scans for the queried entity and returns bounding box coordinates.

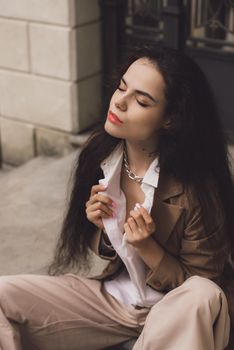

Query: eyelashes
[137,101,148,107]
[117,87,148,108]
[117,87,124,92]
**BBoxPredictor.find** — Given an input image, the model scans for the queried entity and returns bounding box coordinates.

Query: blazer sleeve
[89,228,117,261]
[146,200,230,292]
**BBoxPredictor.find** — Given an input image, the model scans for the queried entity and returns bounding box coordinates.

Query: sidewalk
[0,150,107,276]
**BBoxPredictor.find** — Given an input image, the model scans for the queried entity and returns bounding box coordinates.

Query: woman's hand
[124,203,156,247]
[124,203,164,270]
[85,184,116,229]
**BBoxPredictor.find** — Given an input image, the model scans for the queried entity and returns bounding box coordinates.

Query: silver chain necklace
[123,148,143,184]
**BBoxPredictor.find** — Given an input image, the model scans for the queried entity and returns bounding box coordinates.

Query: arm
[89,228,117,261]
[147,205,229,292]
[126,202,230,292]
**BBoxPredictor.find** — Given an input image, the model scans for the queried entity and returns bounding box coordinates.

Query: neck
[124,139,159,177]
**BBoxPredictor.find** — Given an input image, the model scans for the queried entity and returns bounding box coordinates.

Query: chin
[104,120,123,138]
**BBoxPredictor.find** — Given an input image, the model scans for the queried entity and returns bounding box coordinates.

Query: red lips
[107,111,123,125]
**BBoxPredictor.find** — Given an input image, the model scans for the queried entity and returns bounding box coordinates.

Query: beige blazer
[89,171,230,293]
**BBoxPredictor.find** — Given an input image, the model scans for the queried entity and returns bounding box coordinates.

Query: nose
[115,95,127,111]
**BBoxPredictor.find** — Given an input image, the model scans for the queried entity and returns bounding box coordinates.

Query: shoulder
[157,172,226,231]
[161,173,223,211]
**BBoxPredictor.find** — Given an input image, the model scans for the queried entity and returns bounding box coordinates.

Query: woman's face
[104,57,168,143]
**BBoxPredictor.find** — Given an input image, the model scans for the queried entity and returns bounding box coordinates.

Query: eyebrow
[121,77,159,104]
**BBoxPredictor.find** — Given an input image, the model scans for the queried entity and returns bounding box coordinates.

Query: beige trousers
[0,273,230,350]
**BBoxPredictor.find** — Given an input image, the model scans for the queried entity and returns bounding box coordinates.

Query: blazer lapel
[151,172,185,246]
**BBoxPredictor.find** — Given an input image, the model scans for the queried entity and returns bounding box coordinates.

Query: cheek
[133,111,165,132]
[148,106,167,131]
[124,122,152,142]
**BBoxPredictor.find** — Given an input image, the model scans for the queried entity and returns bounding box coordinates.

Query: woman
[0,44,233,350]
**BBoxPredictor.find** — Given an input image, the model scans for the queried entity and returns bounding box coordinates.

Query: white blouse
[99,141,165,308]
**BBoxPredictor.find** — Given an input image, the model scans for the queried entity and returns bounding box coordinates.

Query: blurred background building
[0,0,233,167]
[0,0,102,165]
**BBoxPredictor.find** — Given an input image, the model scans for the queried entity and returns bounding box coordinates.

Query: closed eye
[117,87,148,107]
[137,101,148,107]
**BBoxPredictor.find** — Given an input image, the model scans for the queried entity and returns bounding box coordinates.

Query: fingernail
[136,203,141,209]
[111,202,117,208]
[112,212,116,218]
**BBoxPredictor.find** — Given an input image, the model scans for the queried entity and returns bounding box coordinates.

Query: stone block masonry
[0,0,102,165]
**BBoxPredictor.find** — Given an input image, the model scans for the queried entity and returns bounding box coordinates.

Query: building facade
[0,0,102,165]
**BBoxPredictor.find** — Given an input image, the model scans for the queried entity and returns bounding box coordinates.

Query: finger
[124,222,132,237]
[127,217,138,232]
[89,193,115,208]
[126,218,143,244]
[87,201,114,217]
[130,209,145,230]
[90,184,107,197]
[88,209,112,223]
[136,204,153,226]
[94,209,111,219]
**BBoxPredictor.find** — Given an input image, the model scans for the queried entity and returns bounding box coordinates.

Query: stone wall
[0,0,102,165]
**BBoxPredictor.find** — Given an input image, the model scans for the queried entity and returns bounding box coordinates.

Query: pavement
[0,144,233,277]
[0,149,107,277]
